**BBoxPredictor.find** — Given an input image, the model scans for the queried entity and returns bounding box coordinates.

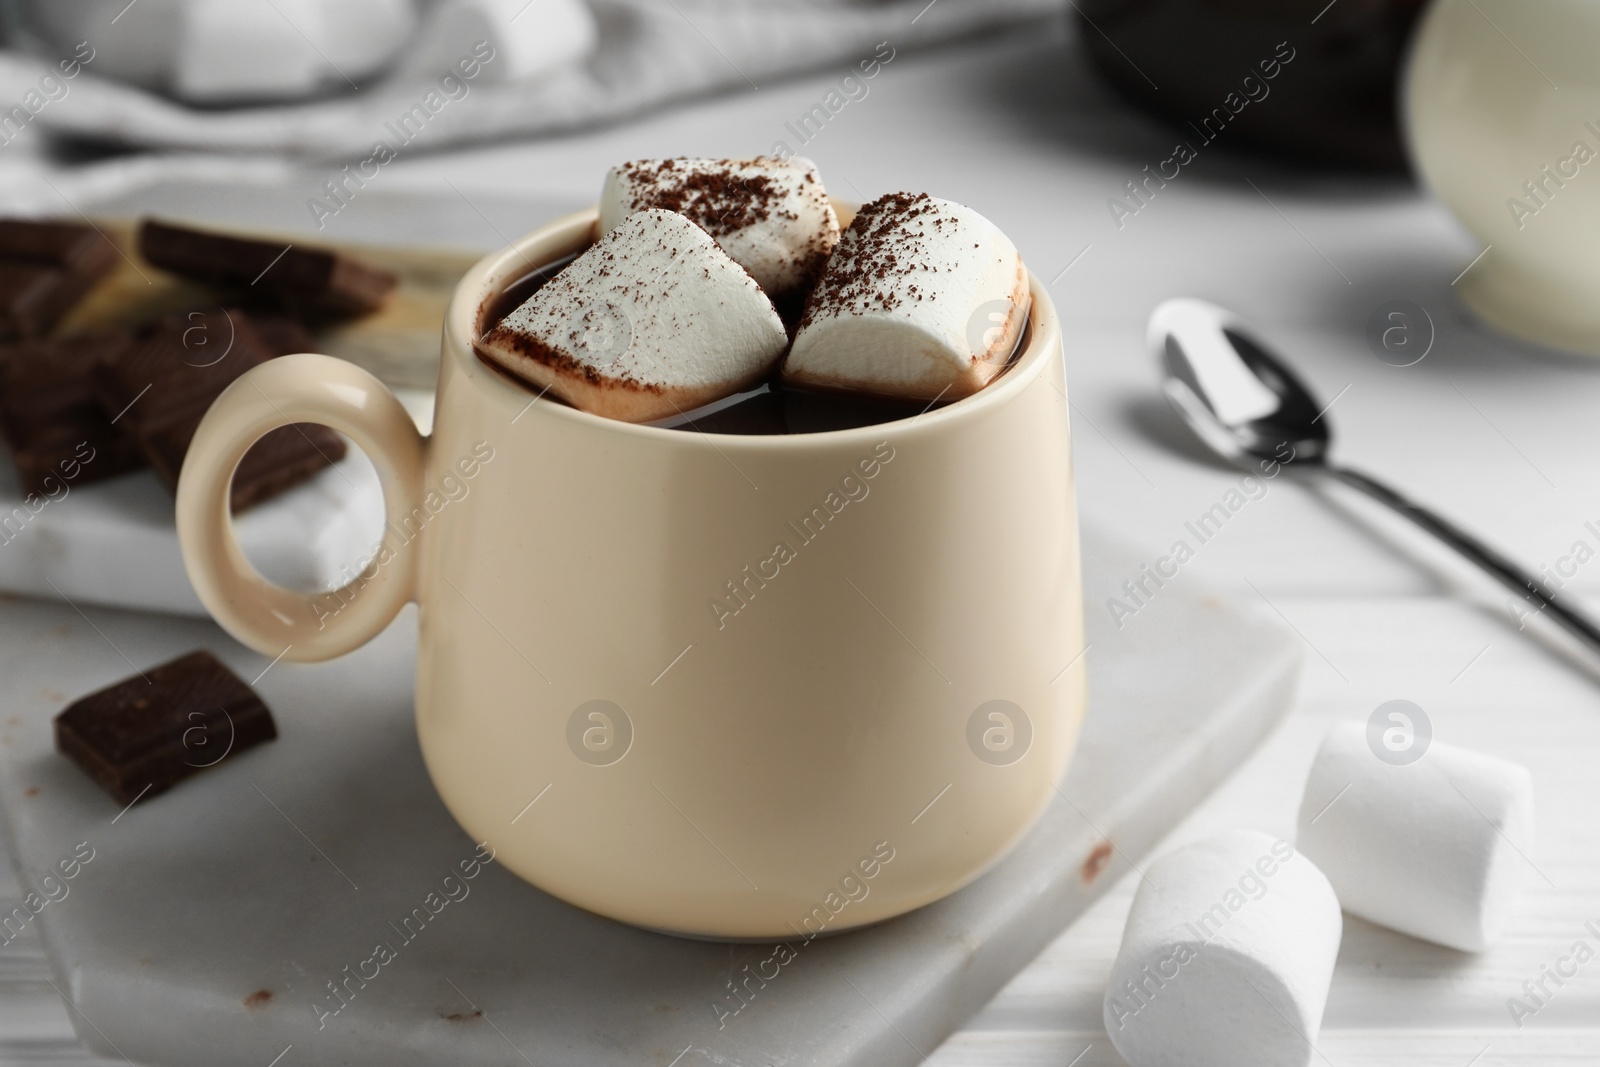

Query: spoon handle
[1327,465,1600,654]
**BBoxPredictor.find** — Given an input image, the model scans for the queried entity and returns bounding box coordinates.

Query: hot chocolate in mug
[175,205,1087,940]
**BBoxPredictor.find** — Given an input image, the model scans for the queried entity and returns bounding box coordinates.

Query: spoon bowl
[1151,298,1329,469]
[1148,296,1600,660]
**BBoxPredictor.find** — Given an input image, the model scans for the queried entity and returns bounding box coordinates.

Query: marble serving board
[0,523,1299,1067]
[0,451,384,617]
[0,219,468,617]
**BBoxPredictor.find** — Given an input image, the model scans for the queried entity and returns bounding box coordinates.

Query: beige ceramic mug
[175,205,1087,939]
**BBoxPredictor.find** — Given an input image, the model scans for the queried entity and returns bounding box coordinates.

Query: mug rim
[443,203,1063,449]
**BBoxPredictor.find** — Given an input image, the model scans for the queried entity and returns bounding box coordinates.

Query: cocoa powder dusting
[477,326,663,395]
[616,158,834,294]
[616,159,780,238]
[798,192,946,330]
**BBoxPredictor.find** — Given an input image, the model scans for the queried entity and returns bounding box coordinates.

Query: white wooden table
[4,12,1600,1063]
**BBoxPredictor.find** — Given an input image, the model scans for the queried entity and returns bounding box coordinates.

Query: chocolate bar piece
[0,218,119,339]
[55,650,277,805]
[250,313,315,358]
[0,218,117,268]
[0,335,146,495]
[0,263,75,341]
[143,415,344,512]
[94,311,346,511]
[139,219,397,317]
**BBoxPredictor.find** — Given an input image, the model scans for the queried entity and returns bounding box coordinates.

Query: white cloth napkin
[0,0,1060,159]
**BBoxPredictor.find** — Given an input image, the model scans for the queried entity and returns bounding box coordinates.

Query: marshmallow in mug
[1296,722,1534,952]
[475,208,787,423]
[783,192,1028,403]
[1103,829,1342,1067]
[599,156,841,301]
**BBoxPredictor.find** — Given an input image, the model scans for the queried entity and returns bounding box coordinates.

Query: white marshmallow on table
[782,192,1028,403]
[404,0,598,83]
[599,157,840,301]
[475,208,788,424]
[174,0,326,102]
[174,0,416,102]
[313,0,419,82]
[1296,721,1534,952]
[1104,829,1342,1067]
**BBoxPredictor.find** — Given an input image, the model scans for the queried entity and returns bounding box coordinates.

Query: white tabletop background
[4,11,1600,1064]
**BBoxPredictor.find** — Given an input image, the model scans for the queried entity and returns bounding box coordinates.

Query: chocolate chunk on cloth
[0,335,146,495]
[139,219,397,317]
[0,218,120,339]
[94,310,346,510]
[55,650,278,805]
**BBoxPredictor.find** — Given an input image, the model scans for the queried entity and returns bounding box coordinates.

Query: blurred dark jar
[1076,0,1430,170]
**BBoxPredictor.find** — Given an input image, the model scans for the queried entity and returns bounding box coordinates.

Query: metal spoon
[1152,296,1600,656]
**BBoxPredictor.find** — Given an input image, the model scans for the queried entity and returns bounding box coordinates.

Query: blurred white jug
[1407,0,1600,354]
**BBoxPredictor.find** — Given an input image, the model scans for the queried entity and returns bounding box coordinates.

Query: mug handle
[176,353,427,663]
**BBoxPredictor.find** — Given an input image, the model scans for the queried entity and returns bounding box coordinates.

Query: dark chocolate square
[139,412,345,510]
[139,219,397,317]
[94,311,347,510]
[93,309,275,416]
[54,650,277,805]
[0,218,116,270]
[0,335,146,495]
[251,313,315,358]
[0,262,68,339]
[0,219,119,339]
